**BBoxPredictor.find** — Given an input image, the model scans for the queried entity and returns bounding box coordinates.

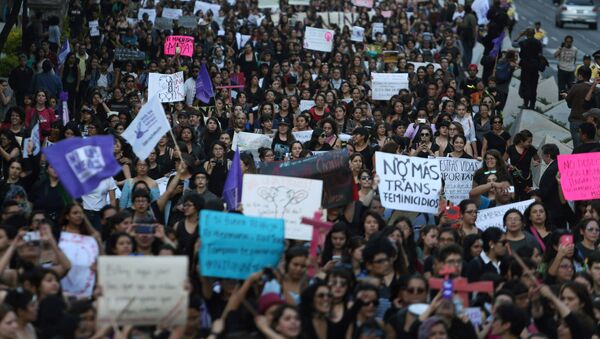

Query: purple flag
[222,147,243,211]
[490,32,505,58]
[195,63,215,104]
[42,135,121,198]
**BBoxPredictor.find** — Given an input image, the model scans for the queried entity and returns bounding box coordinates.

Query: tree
[0,0,24,54]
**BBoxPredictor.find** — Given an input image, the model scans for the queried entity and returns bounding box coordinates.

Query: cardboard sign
[115,48,146,61]
[371,73,409,100]
[59,232,99,298]
[351,26,365,42]
[353,0,373,7]
[292,130,313,145]
[148,72,185,103]
[242,174,323,240]
[372,22,384,39]
[439,158,481,204]
[89,21,100,37]
[178,16,198,28]
[154,17,174,31]
[96,256,189,327]
[558,152,600,200]
[138,8,157,23]
[200,210,284,279]
[376,152,442,214]
[162,8,183,20]
[164,36,194,57]
[260,150,353,208]
[476,199,535,231]
[303,27,335,52]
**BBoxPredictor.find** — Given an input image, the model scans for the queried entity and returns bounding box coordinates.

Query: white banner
[299,100,315,112]
[372,22,384,39]
[375,152,442,214]
[292,130,313,144]
[148,72,185,103]
[258,0,279,9]
[194,1,221,16]
[138,8,157,23]
[476,199,535,231]
[303,27,335,52]
[162,8,183,20]
[96,256,189,327]
[59,232,99,298]
[439,158,481,204]
[371,73,409,100]
[23,122,40,158]
[289,0,310,4]
[351,26,365,42]
[242,174,323,240]
[89,21,100,37]
[122,95,171,160]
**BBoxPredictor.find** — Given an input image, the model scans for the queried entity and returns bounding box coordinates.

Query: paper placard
[409,62,442,71]
[376,152,442,214]
[162,8,183,20]
[439,158,481,204]
[96,256,189,327]
[164,36,194,57]
[236,33,251,49]
[231,132,273,160]
[242,174,323,240]
[59,232,99,298]
[476,199,535,231]
[148,72,185,103]
[114,48,146,61]
[194,1,221,16]
[381,10,393,18]
[353,0,373,7]
[138,8,157,23]
[200,210,284,279]
[371,73,409,100]
[351,26,365,42]
[89,21,100,37]
[178,16,198,28]
[258,0,279,9]
[372,22,384,39]
[289,0,310,5]
[154,17,173,31]
[303,27,335,52]
[558,153,600,200]
[292,130,313,145]
[299,100,315,112]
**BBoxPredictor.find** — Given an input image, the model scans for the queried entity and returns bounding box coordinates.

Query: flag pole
[168,129,184,160]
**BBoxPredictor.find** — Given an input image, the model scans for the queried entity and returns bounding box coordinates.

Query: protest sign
[304,27,335,52]
[178,16,198,28]
[381,10,393,18]
[558,152,600,200]
[200,210,284,279]
[162,8,183,20]
[236,33,251,49]
[376,152,442,214]
[89,21,100,37]
[154,17,173,31]
[96,256,188,327]
[292,130,313,145]
[59,232,99,298]
[164,36,194,57]
[476,199,535,231]
[122,95,171,160]
[439,158,481,204]
[148,72,185,103]
[289,0,310,4]
[261,150,353,208]
[382,51,399,63]
[231,132,273,159]
[258,0,279,9]
[351,26,365,42]
[242,174,323,240]
[114,48,146,61]
[371,73,409,100]
[353,0,373,7]
[299,100,315,112]
[372,22,384,39]
[23,122,40,159]
[138,8,157,23]
[409,62,442,71]
[365,44,382,56]
[194,1,221,16]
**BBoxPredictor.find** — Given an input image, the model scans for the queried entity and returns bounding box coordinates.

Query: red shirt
[25,107,58,138]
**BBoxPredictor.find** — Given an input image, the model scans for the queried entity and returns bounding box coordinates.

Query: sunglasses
[406,287,426,294]
[361,299,380,307]
[316,292,333,299]
[484,170,497,175]
[420,133,430,137]
[361,176,372,180]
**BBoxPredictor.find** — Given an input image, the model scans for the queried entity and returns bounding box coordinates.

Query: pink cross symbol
[301,211,333,276]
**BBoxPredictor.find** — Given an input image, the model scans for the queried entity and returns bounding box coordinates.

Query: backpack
[495,60,511,83]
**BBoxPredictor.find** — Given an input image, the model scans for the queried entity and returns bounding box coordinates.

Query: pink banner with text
[557,152,600,200]
[164,36,194,57]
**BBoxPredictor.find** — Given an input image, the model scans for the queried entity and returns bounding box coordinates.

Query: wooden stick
[168,129,184,159]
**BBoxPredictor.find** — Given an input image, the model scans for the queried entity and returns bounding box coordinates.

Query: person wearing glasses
[458,199,480,239]
[298,280,333,338]
[304,128,332,152]
[409,125,438,158]
[346,284,383,339]
[575,219,600,262]
[466,227,507,282]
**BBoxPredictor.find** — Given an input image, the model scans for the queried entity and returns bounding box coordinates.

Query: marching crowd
[0,0,600,338]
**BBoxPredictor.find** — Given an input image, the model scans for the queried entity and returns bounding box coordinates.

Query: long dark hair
[321,222,349,266]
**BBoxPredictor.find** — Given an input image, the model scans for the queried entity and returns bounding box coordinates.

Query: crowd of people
[0,0,599,338]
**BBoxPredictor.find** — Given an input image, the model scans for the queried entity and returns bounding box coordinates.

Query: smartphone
[417,118,427,124]
[135,224,155,234]
[560,234,573,246]
[332,255,342,262]
[262,267,275,282]
[23,231,40,243]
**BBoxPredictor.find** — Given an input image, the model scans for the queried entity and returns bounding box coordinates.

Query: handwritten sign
[96,256,189,327]
[258,0,279,9]
[261,150,353,208]
[148,72,185,103]
[200,210,284,279]
[292,130,313,145]
[59,232,99,298]
[242,174,323,240]
[162,8,183,20]
[353,0,373,7]
[178,16,198,29]
[376,152,442,214]
[371,22,384,39]
[194,1,221,16]
[439,158,481,204]
[138,8,157,23]
[89,21,100,37]
[371,73,409,100]
[476,199,535,231]
[558,152,600,200]
[351,26,365,42]
[115,48,146,61]
[289,0,310,4]
[154,17,173,31]
[304,27,335,52]
[299,100,315,112]
[164,36,194,57]
[381,10,393,18]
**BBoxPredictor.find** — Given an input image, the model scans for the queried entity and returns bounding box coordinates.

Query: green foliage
[5,28,22,54]
[0,54,19,77]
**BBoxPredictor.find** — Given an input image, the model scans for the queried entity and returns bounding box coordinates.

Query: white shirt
[81,178,117,211]
[480,251,501,274]
[453,114,477,143]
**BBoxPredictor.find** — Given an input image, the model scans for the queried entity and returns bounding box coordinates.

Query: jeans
[570,120,583,148]
[557,69,575,98]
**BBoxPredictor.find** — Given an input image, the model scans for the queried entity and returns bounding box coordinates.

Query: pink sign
[381,10,393,18]
[164,35,194,57]
[352,0,373,7]
[557,152,600,200]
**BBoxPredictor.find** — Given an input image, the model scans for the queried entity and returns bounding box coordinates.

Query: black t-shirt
[483,131,511,154]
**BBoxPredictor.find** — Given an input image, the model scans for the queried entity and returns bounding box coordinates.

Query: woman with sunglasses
[384,275,429,338]
[481,116,511,157]
[575,219,600,262]
[305,128,333,152]
[357,169,377,208]
[409,125,438,158]
[299,281,333,339]
[326,268,355,336]
[346,284,382,339]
